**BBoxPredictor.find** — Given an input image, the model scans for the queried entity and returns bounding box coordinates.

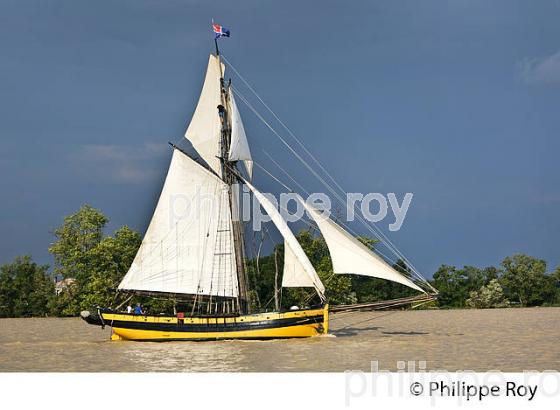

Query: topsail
[184,54,224,177]
[228,89,253,179]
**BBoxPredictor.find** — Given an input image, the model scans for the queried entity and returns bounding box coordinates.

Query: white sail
[282,241,318,288]
[184,54,224,177]
[300,197,424,293]
[244,181,325,298]
[228,90,253,179]
[118,150,239,297]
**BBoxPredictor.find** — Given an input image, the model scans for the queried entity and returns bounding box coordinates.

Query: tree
[430,264,497,308]
[49,205,108,314]
[554,266,560,305]
[0,267,16,317]
[80,226,141,309]
[246,245,279,312]
[499,254,556,306]
[49,204,108,282]
[48,205,142,315]
[48,284,79,317]
[430,265,469,308]
[466,279,509,309]
[0,256,54,317]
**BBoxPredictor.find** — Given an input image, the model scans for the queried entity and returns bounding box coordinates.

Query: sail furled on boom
[118,150,239,297]
[243,180,325,299]
[184,54,224,177]
[228,89,253,179]
[299,197,425,293]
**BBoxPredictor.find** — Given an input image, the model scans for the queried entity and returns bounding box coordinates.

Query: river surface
[0,308,558,372]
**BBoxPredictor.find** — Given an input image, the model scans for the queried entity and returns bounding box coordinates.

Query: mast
[215,43,251,314]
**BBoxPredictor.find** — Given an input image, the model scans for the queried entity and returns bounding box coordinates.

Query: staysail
[184,54,224,177]
[243,181,325,299]
[228,89,253,179]
[118,150,239,297]
[299,197,424,292]
[282,241,318,288]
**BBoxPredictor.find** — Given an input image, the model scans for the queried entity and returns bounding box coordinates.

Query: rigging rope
[236,84,431,289]
[224,57,435,292]
[225,59,430,286]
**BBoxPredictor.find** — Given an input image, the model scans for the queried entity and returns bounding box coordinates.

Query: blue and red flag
[213,22,230,39]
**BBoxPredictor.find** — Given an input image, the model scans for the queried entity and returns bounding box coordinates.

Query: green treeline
[0,205,558,317]
[0,256,54,317]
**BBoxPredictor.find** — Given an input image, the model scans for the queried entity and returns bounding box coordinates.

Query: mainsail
[243,180,326,299]
[184,54,224,177]
[118,150,239,297]
[299,197,424,293]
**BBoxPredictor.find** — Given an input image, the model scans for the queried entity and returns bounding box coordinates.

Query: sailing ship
[81,35,436,341]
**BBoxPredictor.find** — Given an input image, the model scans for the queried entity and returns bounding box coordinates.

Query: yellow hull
[100,305,328,341]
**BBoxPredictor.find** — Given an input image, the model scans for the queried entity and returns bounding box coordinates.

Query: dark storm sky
[0,0,559,275]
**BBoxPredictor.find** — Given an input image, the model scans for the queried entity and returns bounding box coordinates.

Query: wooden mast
[215,40,251,314]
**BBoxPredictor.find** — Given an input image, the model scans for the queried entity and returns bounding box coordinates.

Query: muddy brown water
[0,308,558,372]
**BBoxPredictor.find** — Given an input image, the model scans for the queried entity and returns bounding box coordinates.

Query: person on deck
[133,303,143,315]
[127,305,132,314]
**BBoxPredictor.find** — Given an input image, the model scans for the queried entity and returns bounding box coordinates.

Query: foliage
[48,205,141,315]
[554,267,560,305]
[48,284,79,317]
[80,226,142,309]
[431,254,559,308]
[2,204,560,317]
[466,279,509,309]
[49,205,108,283]
[0,256,54,317]
[430,265,499,308]
[499,254,556,306]
[246,246,278,311]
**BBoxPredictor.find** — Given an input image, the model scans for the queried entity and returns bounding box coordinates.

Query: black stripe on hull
[104,315,324,333]
[127,336,312,342]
